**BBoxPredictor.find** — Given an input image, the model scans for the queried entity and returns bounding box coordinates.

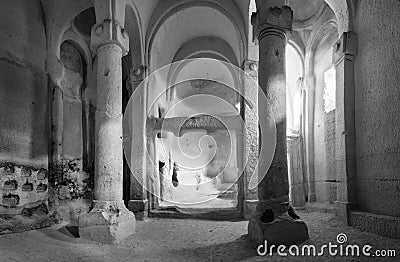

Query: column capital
[91,20,129,56]
[251,6,293,43]
[333,31,357,65]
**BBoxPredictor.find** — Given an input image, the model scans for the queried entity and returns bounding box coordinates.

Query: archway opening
[286,43,307,208]
[151,59,242,214]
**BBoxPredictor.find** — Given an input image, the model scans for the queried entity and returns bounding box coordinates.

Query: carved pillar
[79,0,136,244]
[248,4,308,245]
[333,32,358,224]
[127,66,148,220]
[243,60,259,219]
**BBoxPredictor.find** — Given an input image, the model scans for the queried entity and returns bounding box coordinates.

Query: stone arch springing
[323,0,353,35]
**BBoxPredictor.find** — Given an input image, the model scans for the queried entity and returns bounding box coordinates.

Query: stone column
[145,131,158,209]
[79,0,136,244]
[243,60,259,219]
[47,55,65,213]
[248,4,308,245]
[303,74,316,202]
[333,32,358,224]
[127,66,149,220]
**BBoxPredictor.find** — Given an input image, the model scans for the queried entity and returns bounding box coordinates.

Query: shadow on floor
[38,225,87,244]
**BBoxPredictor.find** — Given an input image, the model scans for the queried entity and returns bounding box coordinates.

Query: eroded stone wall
[354,0,400,217]
[312,26,338,204]
[0,0,52,233]
[53,41,93,225]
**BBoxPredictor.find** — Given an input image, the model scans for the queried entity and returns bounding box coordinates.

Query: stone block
[248,214,309,245]
[22,203,48,217]
[79,202,136,244]
[350,211,400,240]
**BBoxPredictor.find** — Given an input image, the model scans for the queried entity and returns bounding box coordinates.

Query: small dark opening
[260,209,274,223]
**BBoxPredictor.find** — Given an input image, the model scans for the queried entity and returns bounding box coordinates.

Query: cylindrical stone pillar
[47,54,65,214]
[257,10,290,210]
[79,8,136,243]
[248,4,308,245]
[93,43,124,202]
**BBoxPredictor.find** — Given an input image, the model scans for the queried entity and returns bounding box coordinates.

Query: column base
[248,200,309,245]
[128,200,148,221]
[244,200,257,220]
[79,201,136,244]
[335,201,357,225]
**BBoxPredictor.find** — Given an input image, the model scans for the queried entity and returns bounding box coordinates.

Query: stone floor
[0,211,399,262]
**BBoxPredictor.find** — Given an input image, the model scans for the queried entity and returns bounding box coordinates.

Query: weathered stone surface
[77,1,136,244]
[21,203,48,217]
[128,200,148,212]
[243,60,259,203]
[58,185,71,200]
[0,214,57,235]
[92,43,124,202]
[36,183,48,193]
[37,169,47,180]
[350,211,400,240]
[90,20,129,55]
[128,200,148,221]
[252,5,293,42]
[2,194,19,207]
[147,115,243,137]
[4,180,18,191]
[21,182,33,192]
[1,164,15,175]
[79,201,136,244]
[21,168,31,177]
[249,3,308,244]
[248,214,309,245]
[125,67,147,211]
[333,31,358,225]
